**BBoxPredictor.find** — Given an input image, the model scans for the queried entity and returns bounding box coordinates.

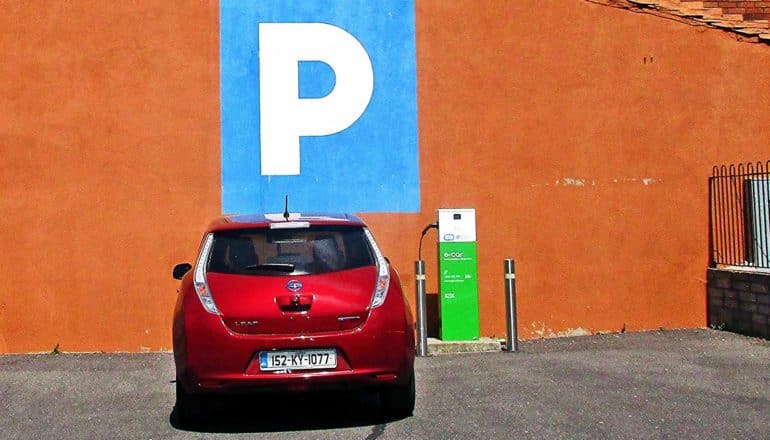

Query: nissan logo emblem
[286,280,303,292]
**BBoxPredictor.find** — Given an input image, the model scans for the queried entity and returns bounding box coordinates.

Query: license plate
[259,349,337,371]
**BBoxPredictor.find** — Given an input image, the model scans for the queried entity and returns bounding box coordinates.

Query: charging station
[437,209,480,341]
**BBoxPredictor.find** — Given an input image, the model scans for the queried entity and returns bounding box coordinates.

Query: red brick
[733,281,752,291]
[716,276,731,288]
[740,291,758,302]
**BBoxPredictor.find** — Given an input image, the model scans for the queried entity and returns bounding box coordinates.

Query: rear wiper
[244,263,295,272]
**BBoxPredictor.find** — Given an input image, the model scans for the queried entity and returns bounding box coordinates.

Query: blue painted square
[220,0,419,213]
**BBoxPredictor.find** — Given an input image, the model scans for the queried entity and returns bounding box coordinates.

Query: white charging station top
[437,208,477,243]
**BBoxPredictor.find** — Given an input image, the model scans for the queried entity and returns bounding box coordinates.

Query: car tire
[174,380,209,425]
[380,373,415,418]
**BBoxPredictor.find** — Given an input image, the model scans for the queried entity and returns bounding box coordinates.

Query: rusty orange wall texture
[1,0,769,352]
[0,1,221,352]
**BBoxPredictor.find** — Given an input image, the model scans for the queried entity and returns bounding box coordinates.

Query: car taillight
[364,228,390,308]
[193,233,219,314]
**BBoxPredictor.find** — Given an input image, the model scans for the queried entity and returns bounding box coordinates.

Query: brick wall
[707,269,770,339]
[703,1,770,19]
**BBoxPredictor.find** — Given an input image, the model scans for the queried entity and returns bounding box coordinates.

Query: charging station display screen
[438,209,480,341]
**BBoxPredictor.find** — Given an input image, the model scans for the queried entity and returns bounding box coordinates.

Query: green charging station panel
[438,208,479,341]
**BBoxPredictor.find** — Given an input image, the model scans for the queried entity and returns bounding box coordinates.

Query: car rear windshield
[206,225,376,276]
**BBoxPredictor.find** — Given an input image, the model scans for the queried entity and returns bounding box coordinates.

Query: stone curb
[426,337,502,355]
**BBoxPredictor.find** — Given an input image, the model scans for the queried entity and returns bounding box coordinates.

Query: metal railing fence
[709,161,770,269]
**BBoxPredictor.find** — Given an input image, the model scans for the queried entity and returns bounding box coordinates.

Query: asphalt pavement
[0,329,768,439]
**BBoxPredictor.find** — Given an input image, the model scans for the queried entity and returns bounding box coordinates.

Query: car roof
[206,213,366,232]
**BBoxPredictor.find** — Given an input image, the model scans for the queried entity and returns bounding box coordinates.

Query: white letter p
[258,23,374,176]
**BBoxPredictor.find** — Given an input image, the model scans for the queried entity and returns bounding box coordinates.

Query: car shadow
[168,390,406,433]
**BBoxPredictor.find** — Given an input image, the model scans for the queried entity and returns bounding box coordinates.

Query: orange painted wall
[1,0,769,352]
[0,1,221,352]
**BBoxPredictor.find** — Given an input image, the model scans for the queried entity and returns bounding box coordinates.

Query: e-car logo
[220,1,419,213]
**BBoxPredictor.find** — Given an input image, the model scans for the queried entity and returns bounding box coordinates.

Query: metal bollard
[415,260,428,357]
[504,259,518,352]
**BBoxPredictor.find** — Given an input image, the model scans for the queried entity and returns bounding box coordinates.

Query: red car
[172,213,415,421]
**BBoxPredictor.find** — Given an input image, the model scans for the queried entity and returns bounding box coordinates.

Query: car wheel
[380,373,415,418]
[174,380,209,425]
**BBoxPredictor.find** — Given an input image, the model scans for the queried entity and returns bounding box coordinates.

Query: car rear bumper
[181,368,406,395]
[174,293,414,395]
